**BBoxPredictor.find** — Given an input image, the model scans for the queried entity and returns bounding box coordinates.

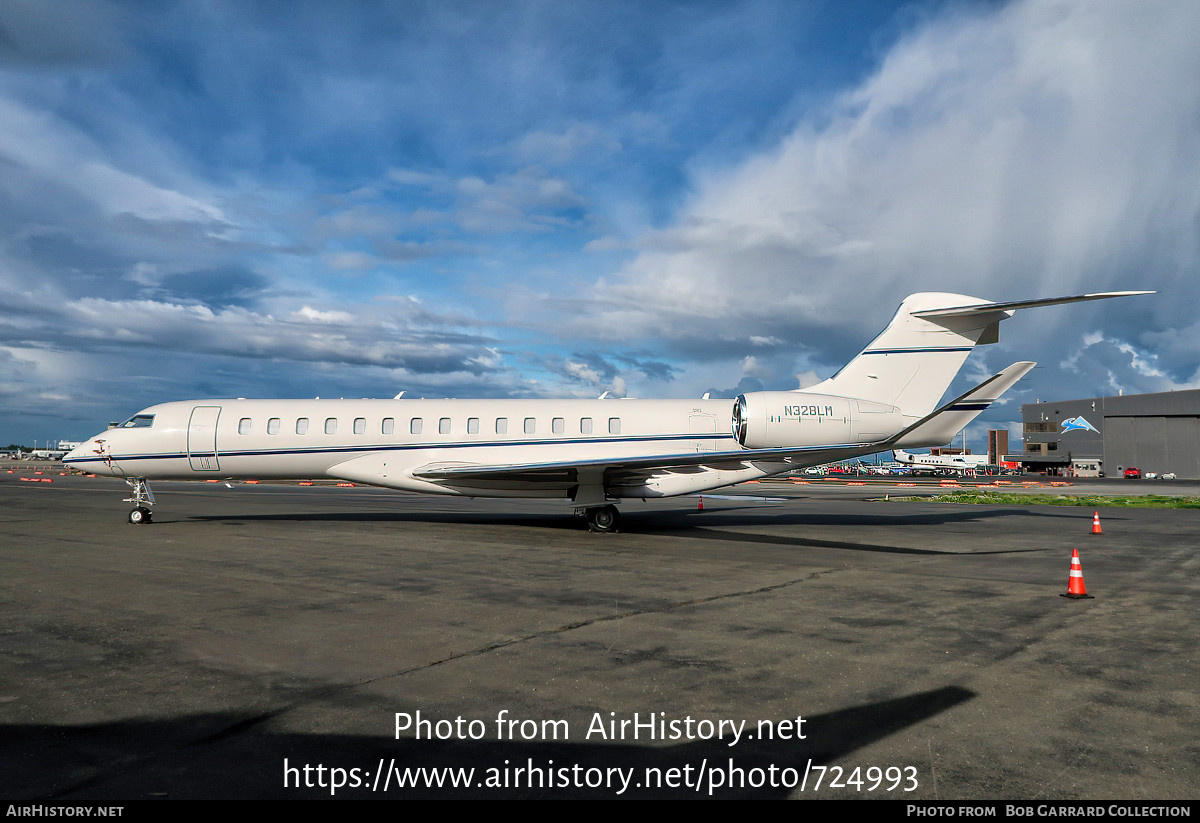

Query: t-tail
[805,290,1153,418]
[731,290,1150,451]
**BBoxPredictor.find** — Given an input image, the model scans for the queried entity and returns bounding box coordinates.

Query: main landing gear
[580,504,620,533]
[124,477,156,525]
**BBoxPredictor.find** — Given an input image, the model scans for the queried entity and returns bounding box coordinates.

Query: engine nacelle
[733,391,904,448]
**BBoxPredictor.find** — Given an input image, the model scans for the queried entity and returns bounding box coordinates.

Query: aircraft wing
[411,441,881,484]
[409,361,1034,492]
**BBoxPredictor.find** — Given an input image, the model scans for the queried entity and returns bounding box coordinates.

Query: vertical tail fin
[806,292,1008,418]
[806,289,1151,419]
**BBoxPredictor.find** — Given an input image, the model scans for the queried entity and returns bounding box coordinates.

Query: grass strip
[891,492,1200,508]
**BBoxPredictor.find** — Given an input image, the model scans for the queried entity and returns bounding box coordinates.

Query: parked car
[1160,472,1177,480]
[1123,467,1141,479]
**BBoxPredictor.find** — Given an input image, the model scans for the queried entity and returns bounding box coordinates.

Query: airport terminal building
[1020,389,1200,478]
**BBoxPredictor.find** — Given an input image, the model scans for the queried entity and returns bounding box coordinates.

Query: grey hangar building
[1019,389,1200,479]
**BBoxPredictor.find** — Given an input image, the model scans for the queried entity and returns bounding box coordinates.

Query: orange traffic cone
[697,495,705,512]
[1060,549,1094,599]
[1090,511,1102,535]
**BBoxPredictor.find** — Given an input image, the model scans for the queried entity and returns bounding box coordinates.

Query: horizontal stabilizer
[912,291,1153,319]
[889,361,1035,449]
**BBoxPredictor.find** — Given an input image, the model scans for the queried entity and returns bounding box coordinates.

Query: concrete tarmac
[1,473,1197,799]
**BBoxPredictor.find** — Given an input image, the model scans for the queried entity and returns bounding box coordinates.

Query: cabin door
[187,405,222,471]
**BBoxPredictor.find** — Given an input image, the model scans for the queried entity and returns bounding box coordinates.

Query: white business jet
[64,290,1150,531]
[892,450,990,473]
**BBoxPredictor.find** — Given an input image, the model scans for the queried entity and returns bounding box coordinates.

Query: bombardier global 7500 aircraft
[64,290,1150,531]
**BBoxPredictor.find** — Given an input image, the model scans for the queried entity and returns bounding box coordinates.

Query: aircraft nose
[64,436,106,471]
[63,441,89,466]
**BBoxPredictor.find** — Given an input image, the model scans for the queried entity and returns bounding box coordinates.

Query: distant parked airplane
[65,290,1151,531]
[892,449,989,472]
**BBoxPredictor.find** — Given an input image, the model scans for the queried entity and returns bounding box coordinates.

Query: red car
[1123,467,1141,479]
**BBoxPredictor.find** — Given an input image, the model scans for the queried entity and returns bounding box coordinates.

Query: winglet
[889,361,1035,448]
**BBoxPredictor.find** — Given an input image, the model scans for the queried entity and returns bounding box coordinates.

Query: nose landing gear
[124,478,156,524]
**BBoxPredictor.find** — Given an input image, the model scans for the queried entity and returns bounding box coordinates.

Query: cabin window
[439,417,451,434]
[608,417,621,434]
[296,418,309,435]
[581,417,593,434]
[267,418,280,435]
[496,418,508,435]
[121,414,155,428]
[524,417,536,434]
[382,418,394,435]
[325,418,337,435]
[354,418,366,435]
[467,417,479,434]
[552,417,564,434]
[411,418,423,435]
[238,418,251,435]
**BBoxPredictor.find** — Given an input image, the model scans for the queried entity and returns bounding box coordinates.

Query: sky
[0,0,1195,450]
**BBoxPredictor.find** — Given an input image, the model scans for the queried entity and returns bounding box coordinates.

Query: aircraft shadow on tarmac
[6,685,974,800]
[182,501,1076,529]
[651,526,1044,556]
[640,508,1071,555]
[180,504,1072,555]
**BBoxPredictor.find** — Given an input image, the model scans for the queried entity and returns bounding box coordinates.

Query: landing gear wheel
[585,504,620,533]
[123,478,156,524]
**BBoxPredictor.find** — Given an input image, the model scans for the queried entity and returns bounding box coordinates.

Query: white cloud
[795,370,820,389]
[740,355,771,380]
[292,306,355,324]
[76,161,226,224]
[1060,331,1183,388]
[0,96,228,226]
[57,296,501,376]
[563,360,603,385]
[566,0,1200,380]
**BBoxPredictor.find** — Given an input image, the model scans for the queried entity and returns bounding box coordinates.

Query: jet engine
[732,392,904,448]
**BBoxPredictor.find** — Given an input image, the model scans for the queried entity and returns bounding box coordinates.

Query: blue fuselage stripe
[63,432,738,466]
[862,347,974,355]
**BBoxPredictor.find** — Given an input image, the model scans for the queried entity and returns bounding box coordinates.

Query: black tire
[586,505,620,533]
[128,507,149,525]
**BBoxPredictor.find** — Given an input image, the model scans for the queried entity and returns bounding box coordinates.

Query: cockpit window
[121,415,155,428]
